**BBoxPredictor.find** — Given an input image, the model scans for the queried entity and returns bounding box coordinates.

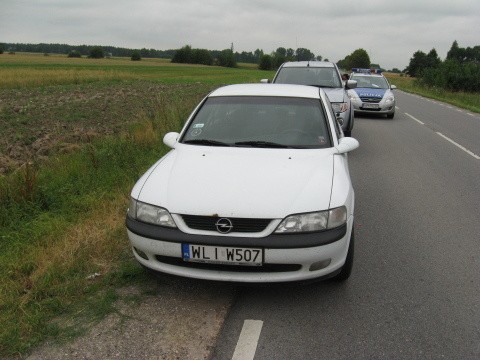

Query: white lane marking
[436,132,480,160]
[232,320,264,360]
[457,109,463,112]
[405,112,425,125]
[395,106,400,110]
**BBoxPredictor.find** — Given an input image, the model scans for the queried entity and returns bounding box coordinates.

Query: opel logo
[215,218,233,234]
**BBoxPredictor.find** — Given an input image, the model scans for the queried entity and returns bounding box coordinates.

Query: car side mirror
[336,137,359,154]
[163,132,179,149]
[345,80,357,89]
[391,85,397,89]
[260,79,270,83]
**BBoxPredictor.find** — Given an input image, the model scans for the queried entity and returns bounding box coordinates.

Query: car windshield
[181,96,332,149]
[351,75,389,89]
[274,67,342,88]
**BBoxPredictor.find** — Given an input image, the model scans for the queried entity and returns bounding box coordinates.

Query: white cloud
[1,0,479,69]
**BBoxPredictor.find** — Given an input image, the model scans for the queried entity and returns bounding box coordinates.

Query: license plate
[362,103,379,109]
[182,244,263,266]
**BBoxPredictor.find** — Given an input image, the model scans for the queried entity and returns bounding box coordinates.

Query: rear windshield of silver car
[274,67,342,88]
[181,96,332,149]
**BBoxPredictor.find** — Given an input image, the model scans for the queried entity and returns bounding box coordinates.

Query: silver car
[347,70,397,118]
[263,61,357,137]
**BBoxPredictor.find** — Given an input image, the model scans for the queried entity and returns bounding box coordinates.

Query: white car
[348,69,397,118]
[126,84,359,283]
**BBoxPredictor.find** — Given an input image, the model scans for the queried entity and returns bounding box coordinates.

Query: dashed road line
[232,320,264,360]
[405,113,479,160]
[405,112,424,125]
[436,132,480,160]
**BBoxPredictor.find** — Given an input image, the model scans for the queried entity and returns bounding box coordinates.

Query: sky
[1,0,479,70]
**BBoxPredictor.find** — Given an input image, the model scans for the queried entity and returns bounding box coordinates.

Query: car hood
[353,87,386,99]
[136,145,336,219]
[322,88,346,103]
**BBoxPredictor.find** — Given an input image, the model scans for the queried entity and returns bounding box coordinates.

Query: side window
[323,96,343,139]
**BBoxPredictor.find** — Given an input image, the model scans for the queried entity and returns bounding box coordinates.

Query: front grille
[181,215,272,233]
[360,97,382,103]
[156,255,302,273]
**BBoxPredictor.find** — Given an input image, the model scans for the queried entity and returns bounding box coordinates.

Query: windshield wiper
[183,139,231,147]
[234,141,294,148]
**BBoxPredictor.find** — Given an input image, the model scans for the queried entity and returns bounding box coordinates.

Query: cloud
[1,0,479,69]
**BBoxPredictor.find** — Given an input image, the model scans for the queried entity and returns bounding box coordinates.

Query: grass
[0,53,276,356]
[0,53,274,89]
[384,73,480,113]
[1,53,477,356]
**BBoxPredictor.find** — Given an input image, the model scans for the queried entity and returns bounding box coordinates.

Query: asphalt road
[211,91,480,359]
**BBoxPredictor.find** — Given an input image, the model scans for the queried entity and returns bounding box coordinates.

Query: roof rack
[351,68,382,74]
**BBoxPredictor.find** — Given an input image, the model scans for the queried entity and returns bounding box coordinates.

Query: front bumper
[351,99,395,115]
[126,215,353,283]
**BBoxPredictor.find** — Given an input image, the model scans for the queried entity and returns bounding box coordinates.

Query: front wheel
[387,112,395,119]
[332,227,354,282]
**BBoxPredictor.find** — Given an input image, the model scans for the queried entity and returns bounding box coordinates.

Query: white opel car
[126,84,359,283]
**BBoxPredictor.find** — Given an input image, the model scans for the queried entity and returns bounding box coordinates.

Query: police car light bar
[352,68,382,74]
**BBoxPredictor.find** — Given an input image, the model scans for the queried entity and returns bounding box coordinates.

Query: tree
[89,46,104,59]
[405,50,427,77]
[172,45,192,63]
[295,48,315,61]
[259,54,274,70]
[316,55,323,61]
[217,49,236,67]
[348,49,370,68]
[131,51,141,61]
[254,49,264,63]
[425,48,441,68]
[0,43,4,54]
[192,49,213,65]
[276,47,287,57]
[337,49,370,70]
[68,50,81,58]
[446,40,463,62]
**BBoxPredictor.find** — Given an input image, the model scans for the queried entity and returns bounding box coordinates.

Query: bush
[131,51,141,61]
[68,50,82,58]
[88,46,104,59]
[172,45,192,63]
[217,49,236,68]
[419,60,480,92]
[258,55,273,70]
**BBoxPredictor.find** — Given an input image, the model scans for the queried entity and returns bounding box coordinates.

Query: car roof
[350,73,385,78]
[280,61,335,69]
[209,84,323,99]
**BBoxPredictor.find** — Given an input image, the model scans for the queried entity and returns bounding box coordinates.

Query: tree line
[0,42,177,59]
[405,41,480,92]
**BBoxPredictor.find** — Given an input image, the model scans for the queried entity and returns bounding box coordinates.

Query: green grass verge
[385,74,480,113]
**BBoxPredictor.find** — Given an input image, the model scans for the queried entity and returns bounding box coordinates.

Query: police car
[347,68,396,118]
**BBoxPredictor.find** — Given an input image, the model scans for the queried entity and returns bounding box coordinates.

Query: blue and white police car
[347,68,396,119]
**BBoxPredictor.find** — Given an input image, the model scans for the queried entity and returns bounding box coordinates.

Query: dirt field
[0,81,214,174]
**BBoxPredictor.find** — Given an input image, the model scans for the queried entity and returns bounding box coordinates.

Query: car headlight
[347,91,359,101]
[385,95,394,103]
[274,206,347,233]
[128,198,177,228]
[331,102,349,113]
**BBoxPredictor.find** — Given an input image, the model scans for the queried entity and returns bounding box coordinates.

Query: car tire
[332,227,354,282]
[387,112,395,119]
[344,130,351,137]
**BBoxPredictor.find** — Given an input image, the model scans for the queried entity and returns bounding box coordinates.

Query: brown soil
[0,81,214,174]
